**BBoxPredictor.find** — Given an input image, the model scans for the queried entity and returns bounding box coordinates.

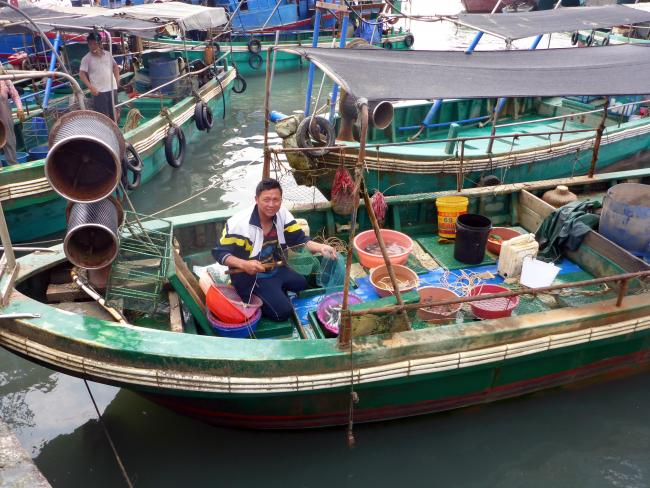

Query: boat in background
[0,4,237,242]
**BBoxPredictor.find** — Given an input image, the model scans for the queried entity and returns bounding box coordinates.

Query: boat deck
[290,226,616,340]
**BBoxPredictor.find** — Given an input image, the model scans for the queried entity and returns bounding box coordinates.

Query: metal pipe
[0,71,85,109]
[42,32,62,109]
[399,112,488,132]
[261,0,285,31]
[304,8,323,116]
[465,31,483,54]
[346,269,650,317]
[269,30,281,95]
[328,13,350,122]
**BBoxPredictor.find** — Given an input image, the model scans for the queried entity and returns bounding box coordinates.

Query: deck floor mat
[416,235,496,270]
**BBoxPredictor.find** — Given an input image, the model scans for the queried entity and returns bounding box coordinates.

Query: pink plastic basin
[353,229,413,268]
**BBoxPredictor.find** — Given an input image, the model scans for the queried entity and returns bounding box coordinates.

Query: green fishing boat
[0,6,236,242]
[273,44,650,197]
[0,167,649,429]
[143,28,414,78]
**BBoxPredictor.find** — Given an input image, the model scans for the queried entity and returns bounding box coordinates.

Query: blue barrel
[599,183,650,256]
[149,58,180,96]
[28,145,49,161]
[0,152,29,166]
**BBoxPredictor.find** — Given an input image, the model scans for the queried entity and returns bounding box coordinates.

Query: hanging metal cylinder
[46,110,125,203]
[64,197,122,270]
[339,90,393,141]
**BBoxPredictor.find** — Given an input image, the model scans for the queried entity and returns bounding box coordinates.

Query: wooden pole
[362,185,411,329]
[588,97,610,178]
[262,47,274,179]
[339,102,370,348]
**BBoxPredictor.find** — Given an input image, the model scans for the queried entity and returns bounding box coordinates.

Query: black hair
[87,32,101,43]
[255,178,282,197]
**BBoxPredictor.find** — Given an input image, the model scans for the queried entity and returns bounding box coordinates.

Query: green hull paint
[146,31,413,77]
[1,69,235,243]
[2,168,650,428]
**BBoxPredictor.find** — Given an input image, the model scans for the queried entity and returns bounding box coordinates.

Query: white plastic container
[519,257,560,288]
[497,233,539,279]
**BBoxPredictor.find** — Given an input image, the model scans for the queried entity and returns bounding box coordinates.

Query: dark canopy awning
[279,45,650,101]
[450,5,650,40]
[0,7,82,32]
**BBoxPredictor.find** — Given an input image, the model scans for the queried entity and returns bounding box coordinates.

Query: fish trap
[105,212,173,314]
[286,247,320,276]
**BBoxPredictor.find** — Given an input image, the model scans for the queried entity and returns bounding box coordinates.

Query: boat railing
[0,71,86,110]
[343,269,650,318]
[114,51,230,109]
[495,97,650,130]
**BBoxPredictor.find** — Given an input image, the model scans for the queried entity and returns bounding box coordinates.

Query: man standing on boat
[212,178,337,321]
[79,32,120,121]
[0,73,25,166]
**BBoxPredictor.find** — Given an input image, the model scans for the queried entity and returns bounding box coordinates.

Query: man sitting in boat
[79,32,121,121]
[0,73,25,166]
[212,178,336,321]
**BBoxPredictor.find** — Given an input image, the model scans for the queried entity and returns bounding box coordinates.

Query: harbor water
[2,1,650,486]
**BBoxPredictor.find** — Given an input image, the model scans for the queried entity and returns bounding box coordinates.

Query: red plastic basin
[468,284,519,319]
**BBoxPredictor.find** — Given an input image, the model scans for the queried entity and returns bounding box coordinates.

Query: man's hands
[305,241,337,259]
[90,86,99,97]
[16,109,25,122]
[240,260,267,275]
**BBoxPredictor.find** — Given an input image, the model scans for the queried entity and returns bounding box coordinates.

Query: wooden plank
[46,282,85,303]
[316,1,349,12]
[519,190,555,219]
[517,205,544,234]
[167,250,213,335]
[168,291,183,333]
[576,231,650,274]
[54,301,115,321]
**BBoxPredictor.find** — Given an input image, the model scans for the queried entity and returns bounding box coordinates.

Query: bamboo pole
[262,47,274,179]
[588,97,610,178]
[361,185,410,328]
[344,269,650,317]
[339,102,370,348]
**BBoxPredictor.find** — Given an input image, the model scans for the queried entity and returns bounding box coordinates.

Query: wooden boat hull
[0,68,236,242]
[2,169,650,429]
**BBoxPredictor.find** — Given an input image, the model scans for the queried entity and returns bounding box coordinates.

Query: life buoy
[164,125,186,168]
[404,33,415,48]
[295,116,336,158]
[232,73,247,94]
[122,143,143,190]
[571,31,579,45]
[194,101,206,130]
[383,41,393,49]
[247,38,262,54]
[248,53,263,70]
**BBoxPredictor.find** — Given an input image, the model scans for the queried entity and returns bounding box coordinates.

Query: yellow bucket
[436,196,469,239]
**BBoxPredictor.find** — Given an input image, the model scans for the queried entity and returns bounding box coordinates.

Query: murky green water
[3,2,650,487]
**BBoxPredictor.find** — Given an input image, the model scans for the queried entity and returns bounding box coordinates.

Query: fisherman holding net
[212,178,337,321]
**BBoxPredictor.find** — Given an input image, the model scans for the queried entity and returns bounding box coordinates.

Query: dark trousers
[92,90,117,121]
[231,266,307,321]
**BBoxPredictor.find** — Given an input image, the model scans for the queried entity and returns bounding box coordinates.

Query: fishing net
[286,247,320,276]
[317,252,347,291]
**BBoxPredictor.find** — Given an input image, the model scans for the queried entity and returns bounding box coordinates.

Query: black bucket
[453,213,492,264]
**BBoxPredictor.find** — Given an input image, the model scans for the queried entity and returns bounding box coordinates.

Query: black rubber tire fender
[248,52,263,70]
[571,31,579,46]
[247,38,262,54]
[232,73,247,94]
[212,42,221,55]
[202,104,214,132]
[164,125,186,168]
[404,33,414,48]
[383,41,393,49]
[602,36,610,46]
[194,101,206,131]
[586,34,594,46]
[295,116,336,158]
[123,142,143,190]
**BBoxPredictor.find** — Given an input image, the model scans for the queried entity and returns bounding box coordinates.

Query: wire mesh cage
[105,211,173,314]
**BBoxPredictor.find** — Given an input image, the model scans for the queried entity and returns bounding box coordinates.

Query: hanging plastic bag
[331,166,355,215]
